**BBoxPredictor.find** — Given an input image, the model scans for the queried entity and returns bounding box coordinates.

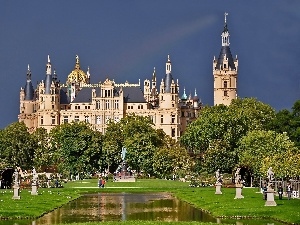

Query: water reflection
[0,193,286,225]
[36,193,217,223]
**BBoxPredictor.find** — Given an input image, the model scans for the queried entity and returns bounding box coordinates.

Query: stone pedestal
[265,188,277,206]
[234,184,244,199]
[31,183,38,195]
[12,185,20,200]
[215,183,222,194]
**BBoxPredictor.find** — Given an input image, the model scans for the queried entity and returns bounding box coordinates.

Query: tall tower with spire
[18,65,37,132]
[213,13,238,106]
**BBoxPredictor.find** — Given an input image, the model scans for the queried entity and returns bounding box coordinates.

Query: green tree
[181,98,275,173]
[49,122,103,176]
[268,100,300,147]
[102,122,123,172]
[103,114,164,175]
[202,139,236,173]
[237,130,299,178]
[153,136,193,178]
[32,127,51,170]
[0,122,35,169]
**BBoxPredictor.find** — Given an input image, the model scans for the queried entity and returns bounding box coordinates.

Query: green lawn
[0,179,299,225]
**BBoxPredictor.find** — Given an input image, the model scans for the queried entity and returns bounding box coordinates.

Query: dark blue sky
[0,1,299,128]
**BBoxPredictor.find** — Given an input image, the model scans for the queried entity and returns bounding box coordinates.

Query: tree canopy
[49,122,103,176]
[180,98,275,173]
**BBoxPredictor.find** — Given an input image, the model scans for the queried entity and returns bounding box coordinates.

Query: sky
[0,1,300,128]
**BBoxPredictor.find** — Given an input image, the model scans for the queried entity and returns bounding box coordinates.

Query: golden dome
[67,55,88,84]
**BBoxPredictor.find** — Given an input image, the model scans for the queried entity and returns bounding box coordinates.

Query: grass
[0,179,299,224]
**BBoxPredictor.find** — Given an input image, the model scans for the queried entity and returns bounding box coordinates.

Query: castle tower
[37,55,60,132]
[159,55,179,109]
[158,55,180,139]
[213,13,238,106]
[19,64,37,131]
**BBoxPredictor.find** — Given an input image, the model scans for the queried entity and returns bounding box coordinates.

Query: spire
[53,69,57,82]
[222,12,230,46]
[152,67,156,81]
[164,54,173,93]
[181,87,187,100]
[216,13,236,70]
[193,88,199,101]
[45,55,52,94]
[166,54,171,74]
[27,64,31,81]
[24,64,34,100]
[87,66,90,78]
[46,55,51,75]
[75,55,80,70]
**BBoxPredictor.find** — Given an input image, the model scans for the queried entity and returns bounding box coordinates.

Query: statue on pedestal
[267,167,274,188]
[32,167,38,185]
[234,167,241,184]
[215,169,222,184]
[13,168,19,186]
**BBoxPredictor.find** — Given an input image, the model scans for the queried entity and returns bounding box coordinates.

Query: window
[114,116,119,122]
[161,115,163,124]
[224,64,226,69]
[171,115,175,123]
[51,116,55,125]
[52,105,54,109]
[105,100,110,110]
[171,128,175,137]
[96,116,101,124]
[96,101,101,109]
[224,81,228,88]
[74,116,79,122]
[63,116,68,123]
[85,116,90,123]
[75,105,81,110]
[114,100,119,109]
[105,116,110,124]
[131,106,133,109]
[224,91,228,96]
[181,112,184,117]
[52,96,55,102]
[40,116,43,125]
[128,106,130,109]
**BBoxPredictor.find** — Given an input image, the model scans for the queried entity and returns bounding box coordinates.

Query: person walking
[277,183,283,200]
[286,182,293,200]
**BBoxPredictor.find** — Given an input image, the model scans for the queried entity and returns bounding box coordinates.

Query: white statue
[234,167,241,184]
[32,167,38,185]
[215,169,222,183]
[121,147,127,161]
[13,168,19,186]
[267,167,274,187]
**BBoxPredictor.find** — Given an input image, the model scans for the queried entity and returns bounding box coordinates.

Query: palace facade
[18,14,237,139]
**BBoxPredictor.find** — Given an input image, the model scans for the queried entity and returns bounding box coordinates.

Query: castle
[18,14,237,140]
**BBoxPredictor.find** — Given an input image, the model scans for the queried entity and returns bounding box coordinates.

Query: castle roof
[60,88,70,104]
[215,46,236,70]
[71,86,146,103]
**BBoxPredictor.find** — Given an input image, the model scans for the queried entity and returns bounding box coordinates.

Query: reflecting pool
[0,193,286,225]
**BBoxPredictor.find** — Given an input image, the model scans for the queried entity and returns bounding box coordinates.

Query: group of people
[98,177,106,188]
